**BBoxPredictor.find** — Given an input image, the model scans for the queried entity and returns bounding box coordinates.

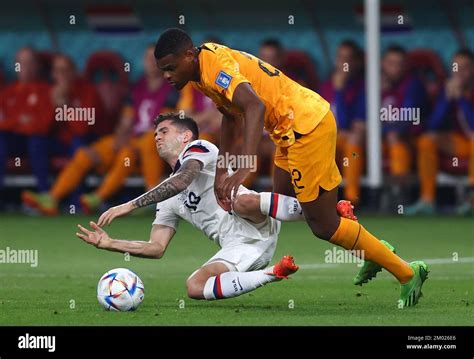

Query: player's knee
[186,278,204,299]
[307,219,338,241]
[233,193,260,216]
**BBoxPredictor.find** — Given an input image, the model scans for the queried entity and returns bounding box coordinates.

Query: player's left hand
[217,168,251,206]
[76,221,111,249]
[97,202,135,227]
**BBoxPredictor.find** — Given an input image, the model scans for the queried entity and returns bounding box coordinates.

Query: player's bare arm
[77,221,175,259]
[215,82,265,206]
[97,159,202,227]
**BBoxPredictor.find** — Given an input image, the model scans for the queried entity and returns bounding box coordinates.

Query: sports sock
[203,269,277,300]
[389,141,411,176]
[417,135,437,203]
[343,143,363,205]
[330,217,414,284]
[95,146,136,200]
[260,192,304,221]
[50,148,94,201]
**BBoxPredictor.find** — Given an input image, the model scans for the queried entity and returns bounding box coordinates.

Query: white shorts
[202,212,281,272]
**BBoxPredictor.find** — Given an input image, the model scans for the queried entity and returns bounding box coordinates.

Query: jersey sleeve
[152,199,180,230]
[201,44,250,102]
[180,140,217,169]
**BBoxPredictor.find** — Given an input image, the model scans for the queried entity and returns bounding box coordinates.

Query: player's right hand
[97,202,134,227]
[76,221,111,249]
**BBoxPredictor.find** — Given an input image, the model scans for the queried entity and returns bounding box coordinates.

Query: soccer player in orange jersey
[152,28,429,307]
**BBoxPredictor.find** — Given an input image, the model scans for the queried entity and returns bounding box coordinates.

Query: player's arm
[97,159,202,227]
[215,83,265,206]
[76,221,175,259]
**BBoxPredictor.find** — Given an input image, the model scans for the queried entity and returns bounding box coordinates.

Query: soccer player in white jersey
[76,112,302,300]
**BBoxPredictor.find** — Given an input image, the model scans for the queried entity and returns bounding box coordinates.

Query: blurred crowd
[0,38,473,215]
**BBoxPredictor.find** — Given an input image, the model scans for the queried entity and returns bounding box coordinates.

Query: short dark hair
[154,28,193,59]
[454,48,474,61]
[154,112,199,140]
[260,38,283,51]
[339,39,361,55]
[384,44,407,57]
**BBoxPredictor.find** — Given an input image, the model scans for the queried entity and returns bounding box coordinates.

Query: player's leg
[136,130,165,190]
[342,121,365,206]
[406,132,439,215]
[27,135,50,193]
[291,111,427,306]
[273,146,296,197]
[187,256,298,300]
[80,140,138,214]
[449,132,474,214]
[22,135,115,214]
[234,191,357,223]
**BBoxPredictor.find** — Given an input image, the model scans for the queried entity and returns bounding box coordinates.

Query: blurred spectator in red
[0,46,53,193]
[320,40,366,205]
[51,54,103,154]
[407,49,474,215]
[381,45,428,191]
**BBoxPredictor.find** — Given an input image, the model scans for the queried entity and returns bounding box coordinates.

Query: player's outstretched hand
[76,221,111,248]
[98,202,134,227]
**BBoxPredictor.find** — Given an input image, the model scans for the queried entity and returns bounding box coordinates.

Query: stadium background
[1,0,473,213]
[0,0,473,327]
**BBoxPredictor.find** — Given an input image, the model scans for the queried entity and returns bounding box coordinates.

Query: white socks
[203,268,277,300]
[260,192,305,222]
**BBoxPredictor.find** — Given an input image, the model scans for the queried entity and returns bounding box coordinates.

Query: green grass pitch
[0,214,472,325]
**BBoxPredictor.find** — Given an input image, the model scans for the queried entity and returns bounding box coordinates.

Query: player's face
[335,46,356,74]
[156,51,195,90]
[16,48,39,83]
[452,55,474,86]
[52,57,75,86]
[154,120,187,159]
[382,52,407,82]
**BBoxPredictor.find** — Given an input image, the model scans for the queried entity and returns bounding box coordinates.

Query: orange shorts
[274,110,342,202]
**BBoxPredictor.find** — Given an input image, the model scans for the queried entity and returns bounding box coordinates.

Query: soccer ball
[97,268,145,311]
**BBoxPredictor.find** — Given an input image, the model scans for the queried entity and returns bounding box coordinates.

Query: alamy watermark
[217,152,258,172]
[0,246,38,267]
[55,105,95,126]
[380,105,420,126]
[325,247,364,267]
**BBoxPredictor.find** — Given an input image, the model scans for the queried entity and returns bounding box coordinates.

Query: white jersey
[152,139,280,252]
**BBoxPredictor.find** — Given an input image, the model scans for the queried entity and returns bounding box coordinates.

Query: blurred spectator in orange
[320,40,366,205]
[0,46,53,193]
[407,49,474,215]
[381,45,428,193]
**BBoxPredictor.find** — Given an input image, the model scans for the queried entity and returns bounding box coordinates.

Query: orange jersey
[191,43,330,147]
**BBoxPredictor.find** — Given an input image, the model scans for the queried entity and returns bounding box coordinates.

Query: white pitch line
[299,256,474,270]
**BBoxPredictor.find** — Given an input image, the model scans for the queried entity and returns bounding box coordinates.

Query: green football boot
[398,261,429,308]
[353,240,396,286]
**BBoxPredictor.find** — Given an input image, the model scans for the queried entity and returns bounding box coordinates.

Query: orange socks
[137,131,164,189]
[330,217,414,284]
[50,148,94,201]
[417,135,438,202]
[95,146,137,200]
[343,143,363,205]
[389,141,411,176]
